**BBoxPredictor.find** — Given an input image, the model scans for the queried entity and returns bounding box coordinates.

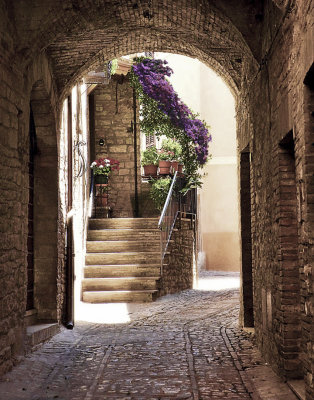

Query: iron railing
[158,172,197,268]
[74,141,87,179]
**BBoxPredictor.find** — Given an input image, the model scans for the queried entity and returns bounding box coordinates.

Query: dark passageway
[0,1,313,399]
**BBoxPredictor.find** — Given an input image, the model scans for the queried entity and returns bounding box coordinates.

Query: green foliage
[180,173,206,196]
[158,149,173,161]
[150,177,172,210]
[129,62,180,139]
[129,57,211,194]
[161,138,182,161]
[141,146,159,166]
[110,59,118,75]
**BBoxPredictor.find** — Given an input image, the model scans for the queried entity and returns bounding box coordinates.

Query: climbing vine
[129,57,211,187]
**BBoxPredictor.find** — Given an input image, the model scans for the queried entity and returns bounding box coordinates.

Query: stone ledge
[25,323,60,349]
[287,380,306,400]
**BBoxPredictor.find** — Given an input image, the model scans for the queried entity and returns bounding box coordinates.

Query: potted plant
[150,177,172,210]
[161,138,183,173]
[129,57,211,193]
[90,158,119,208]
[90,157,120,184]
[141,146,158,176]
[158,149,174,175]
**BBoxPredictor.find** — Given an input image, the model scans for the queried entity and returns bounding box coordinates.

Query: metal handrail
[158,171,180,265]
[158,171,178,228]
[158,171,197,272]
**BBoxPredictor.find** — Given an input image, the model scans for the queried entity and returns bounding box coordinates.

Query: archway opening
[46,1,259,331]
[73,51,243,320]
[25,81,59,325]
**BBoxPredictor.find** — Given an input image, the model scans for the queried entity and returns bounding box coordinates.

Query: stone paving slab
[0,273,298,400]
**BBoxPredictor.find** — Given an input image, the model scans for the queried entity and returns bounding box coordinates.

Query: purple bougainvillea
[132,58,211,164]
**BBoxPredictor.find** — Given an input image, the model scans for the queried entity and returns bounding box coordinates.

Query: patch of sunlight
[75,301,131,324]
[196,272,240,291]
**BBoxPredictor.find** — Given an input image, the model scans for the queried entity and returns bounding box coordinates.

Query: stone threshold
[26,323,60,349]
[243,327,255,335]
[287,379,306,400]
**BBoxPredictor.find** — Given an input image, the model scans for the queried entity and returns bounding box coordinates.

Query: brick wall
[160,219,196,295]
[0,53,66,375]
[0,1,313,397]
[237,2,314,396]
[302,75,314,399]
[30,81,59,322]
[92,76,141,217]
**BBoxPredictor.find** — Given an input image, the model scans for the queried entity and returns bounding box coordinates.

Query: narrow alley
[0,273,297,400]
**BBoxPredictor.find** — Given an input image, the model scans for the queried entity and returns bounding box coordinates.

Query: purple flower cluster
[132,58,211,164]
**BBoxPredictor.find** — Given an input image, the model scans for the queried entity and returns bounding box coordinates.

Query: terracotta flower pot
[96,194,108,207]
[178,163,183,173]
[143,164,158,176]
[171,161,179,172]
[159,160,171,175]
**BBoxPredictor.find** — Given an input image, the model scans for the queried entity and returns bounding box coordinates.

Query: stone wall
[92,76,141,218]
[237,1,314,396]
[160,219,196,296]
[138,182,160,218]
[0,1,313,397]
[0,52,66,375]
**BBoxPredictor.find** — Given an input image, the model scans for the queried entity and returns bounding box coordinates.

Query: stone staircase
[82,218,161,303]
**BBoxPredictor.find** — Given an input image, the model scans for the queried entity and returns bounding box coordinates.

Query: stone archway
[27,80,59,323]
[1,0,312,394]
[9,0,261,98]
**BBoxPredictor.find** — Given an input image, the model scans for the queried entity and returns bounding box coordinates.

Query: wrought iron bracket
[74,140,87,179]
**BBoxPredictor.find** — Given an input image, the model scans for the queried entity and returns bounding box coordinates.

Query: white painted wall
[156,52,240,271]
[60,83,91,314]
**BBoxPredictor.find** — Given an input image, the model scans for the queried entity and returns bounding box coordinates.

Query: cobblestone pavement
[0,272,297,400]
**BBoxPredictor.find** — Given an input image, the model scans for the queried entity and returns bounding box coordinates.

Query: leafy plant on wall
[150,177,172,210]
[129,56,211,190]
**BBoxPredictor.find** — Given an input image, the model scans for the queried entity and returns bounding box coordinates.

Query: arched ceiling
[4,0,286,96]
[51,28,248,97]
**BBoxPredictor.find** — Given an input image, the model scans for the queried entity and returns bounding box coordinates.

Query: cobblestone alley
[0,273,298,400]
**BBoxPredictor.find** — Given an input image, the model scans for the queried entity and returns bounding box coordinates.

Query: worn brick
[0,1,313,398]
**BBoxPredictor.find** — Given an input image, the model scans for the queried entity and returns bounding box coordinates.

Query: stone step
[85,252,160,265]
[87,229,160,241]
[26,323,60,349]
[84,218,161,303]
[84,264,160,278]
[82,277,159,291]
[82,290,157,303]
[86,240,160,253]
[89,218,158,230]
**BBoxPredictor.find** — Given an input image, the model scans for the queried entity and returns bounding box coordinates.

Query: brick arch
[59,28,250,100]
[29,80,59,322]
[10,1,258,97]
[271,0,291,10]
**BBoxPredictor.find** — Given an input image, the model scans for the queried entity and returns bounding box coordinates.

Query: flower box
[143,164,158,176]
[159,160,171,175]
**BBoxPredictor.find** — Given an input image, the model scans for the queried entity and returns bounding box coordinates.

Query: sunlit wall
[156,53,240,272]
